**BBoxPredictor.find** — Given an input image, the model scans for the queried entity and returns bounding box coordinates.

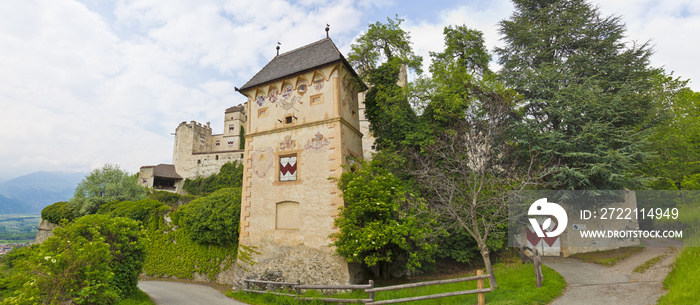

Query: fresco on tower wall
[313,74,324,91]
[279,135,297,150]
[297,79,308,96]
[256,93,265,107]
[252,147,274,178]
[268,87,279,104]
[304,132,330,152]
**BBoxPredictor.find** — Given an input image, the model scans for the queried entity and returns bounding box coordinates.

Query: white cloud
[1,0,698,182]
[0,0,371,181]
[591,0,700,88]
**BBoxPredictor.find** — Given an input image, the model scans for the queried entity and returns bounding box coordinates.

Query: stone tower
[236,38,366,284]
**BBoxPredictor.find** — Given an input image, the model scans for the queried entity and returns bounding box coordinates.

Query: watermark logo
[528,198,568,238]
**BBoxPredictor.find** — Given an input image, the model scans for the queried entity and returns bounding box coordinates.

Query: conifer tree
[496,0,661,190]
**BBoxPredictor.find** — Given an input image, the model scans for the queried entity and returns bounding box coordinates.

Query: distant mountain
[0,194,31,214]
[0,171,86,214]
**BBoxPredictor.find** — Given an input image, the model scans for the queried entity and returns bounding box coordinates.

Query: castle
[139,35,382,284]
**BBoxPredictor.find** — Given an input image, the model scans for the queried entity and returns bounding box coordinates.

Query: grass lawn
[657,244,700,304]
[569,245,643,266]
[228,259,566,305]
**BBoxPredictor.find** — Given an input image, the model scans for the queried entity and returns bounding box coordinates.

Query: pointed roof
[239,38,366,92]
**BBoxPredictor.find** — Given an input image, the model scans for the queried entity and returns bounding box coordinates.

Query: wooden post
[368,280,375,302]
[477,269,486,305]
[245,280,250,294]
[533,249,543,288]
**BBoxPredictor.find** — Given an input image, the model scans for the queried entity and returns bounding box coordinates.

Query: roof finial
[325,24,330,38]
[276,41,281,56]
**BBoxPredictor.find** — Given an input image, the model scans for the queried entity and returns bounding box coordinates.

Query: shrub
[331,161,437,277]
[98,199,170,224]
[174,187,241,246]
[147,190,182,206]
[2,215,147,304]
[41,201,78,224]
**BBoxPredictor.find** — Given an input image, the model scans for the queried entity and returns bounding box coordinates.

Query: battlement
[177,120,213,131]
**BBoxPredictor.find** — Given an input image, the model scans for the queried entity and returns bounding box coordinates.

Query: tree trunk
[479,244,497,289]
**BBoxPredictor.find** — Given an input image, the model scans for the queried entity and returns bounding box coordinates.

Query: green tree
[71,164,147,215]
[331,160,437,278]
[409,25,506,150]
[642,82,700,189]
[496,0,661,190]
[348,16,422,79]
[348,16,423,153]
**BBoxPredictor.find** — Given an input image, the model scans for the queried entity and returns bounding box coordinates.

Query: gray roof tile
[239,38,364,91]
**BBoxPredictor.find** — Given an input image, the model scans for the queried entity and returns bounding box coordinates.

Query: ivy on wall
[141,214,237,281]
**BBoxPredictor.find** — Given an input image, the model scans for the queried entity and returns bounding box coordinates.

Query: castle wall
[172,118,245,182]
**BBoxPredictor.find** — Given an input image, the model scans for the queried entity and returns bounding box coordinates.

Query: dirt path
[543,239,682,305]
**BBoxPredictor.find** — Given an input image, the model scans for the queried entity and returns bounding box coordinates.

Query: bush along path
[543,238,682,305]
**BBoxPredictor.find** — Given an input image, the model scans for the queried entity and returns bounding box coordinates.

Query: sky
[1,0,698,182]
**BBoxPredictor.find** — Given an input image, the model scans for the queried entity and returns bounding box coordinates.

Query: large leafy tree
[71,164,147,215]
[411,25,538,288]
[496,0,661,190]
[409,25,502,149]
[642,78,700,189]
[348,16,422,79]
[348,16,422,152]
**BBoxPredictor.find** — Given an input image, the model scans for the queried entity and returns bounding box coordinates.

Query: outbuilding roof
[153,164,182,180]
[238,38,365,92]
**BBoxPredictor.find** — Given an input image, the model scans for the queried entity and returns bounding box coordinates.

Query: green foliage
[174,188,241,246]
[115,288,155,305]
[410,25,514,151]
[363,61,418,150]
[348,15,422,78]
[496,0,660,190]
[183,161,244,195]
[658,240,700,304]
[141,214,237,281]
[643,86,700,189]
[97,199,170,224]
[41,201,78,224]
[71,164,147,215]
[437,226,506,264]
[147,190,181,206]
[331,160,437,276]
[239,126,246,149]
[2,215,146,304]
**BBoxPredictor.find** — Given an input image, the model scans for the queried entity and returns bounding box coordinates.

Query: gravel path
[138,280,248,305]
[543,239,682,305]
